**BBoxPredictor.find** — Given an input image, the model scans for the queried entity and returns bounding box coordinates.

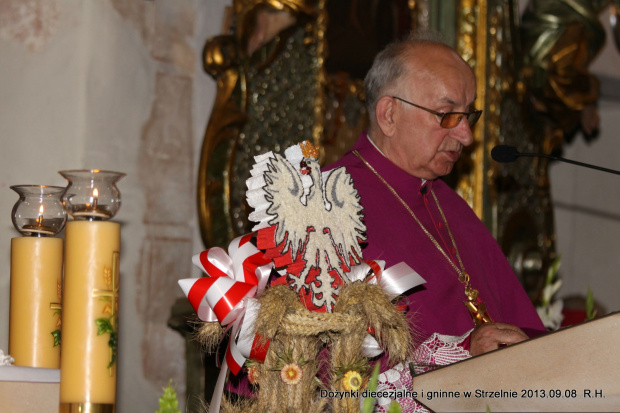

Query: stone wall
[0,0,228,411]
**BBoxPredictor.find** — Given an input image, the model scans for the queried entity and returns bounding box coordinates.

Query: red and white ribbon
[348,260,425,297]
[178,233,272,371]
[179,234,274,413]
[347,260,426,357]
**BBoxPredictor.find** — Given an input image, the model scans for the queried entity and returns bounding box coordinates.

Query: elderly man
[328,33,545,408]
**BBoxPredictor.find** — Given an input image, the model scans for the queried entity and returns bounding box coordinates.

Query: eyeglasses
[392,96,483,129]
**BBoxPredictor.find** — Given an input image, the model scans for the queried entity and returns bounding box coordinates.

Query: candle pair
[9,170,124,412]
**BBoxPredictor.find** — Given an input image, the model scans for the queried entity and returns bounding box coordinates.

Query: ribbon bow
[179,233,274,413]
[178,233,272,374]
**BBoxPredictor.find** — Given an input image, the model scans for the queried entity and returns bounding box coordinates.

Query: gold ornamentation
[198,0,412,248]
[484,3,504,211]
[92,251,120,373]
[61,403,115,413]
[198,0,323,248]
[455,0,488,217]
[300,140,319,159]
[50,278,62,346]
[464,285,492,326]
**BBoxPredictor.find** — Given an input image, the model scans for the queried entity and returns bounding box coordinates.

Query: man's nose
[452,117,475,146]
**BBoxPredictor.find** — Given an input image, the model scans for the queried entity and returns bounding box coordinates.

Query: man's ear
[375,96,396,137]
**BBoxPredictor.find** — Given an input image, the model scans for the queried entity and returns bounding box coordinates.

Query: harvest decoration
[179,142,425,412]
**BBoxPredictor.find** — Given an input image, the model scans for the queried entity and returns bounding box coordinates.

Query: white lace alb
[374,330,472,412]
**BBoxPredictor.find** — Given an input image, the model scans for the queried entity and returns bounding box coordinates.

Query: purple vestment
[328,134,545,342]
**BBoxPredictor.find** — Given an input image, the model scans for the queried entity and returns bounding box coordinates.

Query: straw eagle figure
[246,141,366,312]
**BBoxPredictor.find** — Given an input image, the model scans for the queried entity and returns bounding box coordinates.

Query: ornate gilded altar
[197,0,418,250]
[197,0,567,299]
[181,0,620,405]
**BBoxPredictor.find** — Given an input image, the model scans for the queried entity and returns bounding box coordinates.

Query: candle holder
[11,185,67,236]
[9,185,66,369]
[59,169,124,413]
[59,170,125,221]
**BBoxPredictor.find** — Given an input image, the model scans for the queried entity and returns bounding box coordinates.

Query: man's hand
[469,322,529,356]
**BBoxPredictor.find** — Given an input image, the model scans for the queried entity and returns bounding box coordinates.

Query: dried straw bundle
[329,281,412,412]
[198,282,412,412]
[195,322,224,354]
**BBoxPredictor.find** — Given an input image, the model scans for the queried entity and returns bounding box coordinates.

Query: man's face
[385,47,478,180]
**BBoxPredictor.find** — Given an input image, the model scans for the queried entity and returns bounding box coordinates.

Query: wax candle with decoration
[58,170,125,413]
[9,185,66,368]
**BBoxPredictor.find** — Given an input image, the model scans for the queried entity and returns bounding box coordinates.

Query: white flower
[537,299,564,331]
[541,279,563,305]
[0,350,14,366]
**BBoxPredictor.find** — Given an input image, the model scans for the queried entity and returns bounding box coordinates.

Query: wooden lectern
[412,312,620,412]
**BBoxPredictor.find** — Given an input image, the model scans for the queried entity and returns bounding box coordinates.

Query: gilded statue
[199,0,323,248]
[521,0,620,146]
[198,0,410,248]
[491,0,620,299]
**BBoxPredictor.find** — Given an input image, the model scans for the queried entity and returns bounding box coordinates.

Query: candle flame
[91,188,99,210]
[37,204,44,225]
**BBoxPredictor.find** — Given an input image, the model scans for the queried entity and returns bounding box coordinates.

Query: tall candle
[9,237,63,368]
[60,220,120,410]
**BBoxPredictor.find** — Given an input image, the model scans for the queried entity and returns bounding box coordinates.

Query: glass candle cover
[11,185,67,236]
[59,170,125,221]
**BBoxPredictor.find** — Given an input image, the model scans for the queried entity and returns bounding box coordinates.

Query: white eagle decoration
[246,141,367,312]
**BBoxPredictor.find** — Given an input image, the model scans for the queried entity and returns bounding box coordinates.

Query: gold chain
[429,190,470,284]
[353,149,492,325]
[353,150,467,283]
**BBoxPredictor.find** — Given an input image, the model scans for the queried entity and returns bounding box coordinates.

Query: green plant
[156,379,182,413]
[361,362,402,413]
[361,363,381,413]
[586,287,598,320]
